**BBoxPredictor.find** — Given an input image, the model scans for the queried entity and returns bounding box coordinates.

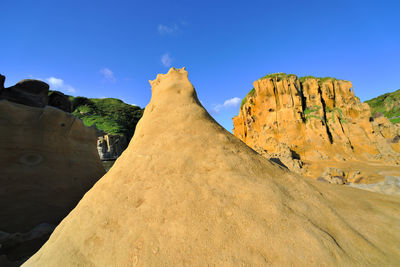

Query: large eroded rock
[0,78,49,108]
[0,100,105,234]
[24,68,400,266]
[233,74,400,182]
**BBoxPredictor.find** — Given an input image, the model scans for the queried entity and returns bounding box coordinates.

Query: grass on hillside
[69,96,143,138]
[240,88,255,108]
[259,72,297,80]
[365,89,400,123]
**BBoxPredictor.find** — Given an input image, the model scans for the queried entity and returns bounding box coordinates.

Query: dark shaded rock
[269,158,288,169]
[373,112,384,118]
[48,91,72,112]
[0,77,49,107]
[0,74,5,90]
[0,223,55,265]
[392,135,400,144]
[0,100,105,233]
[97,134,128,160]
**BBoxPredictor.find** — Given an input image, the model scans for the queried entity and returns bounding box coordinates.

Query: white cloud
[46,77,76,94]
[161,53,172,67]
[213,97,241,113]
[158,24,178,35]
[100,68,116,82]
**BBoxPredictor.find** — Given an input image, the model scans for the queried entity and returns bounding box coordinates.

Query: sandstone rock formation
[48,91,72,113]
[233,73,400,183]
[0,99,105,233]
[0,74,73,112]
[24,68,400,266]
[0,223,56,266]
[0,98,105,263]
[97,134,128,160]
[0,76,49,108]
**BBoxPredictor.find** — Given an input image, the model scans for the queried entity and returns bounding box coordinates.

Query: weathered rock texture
[233,74,400,182]
[97,134,128,160]
[48,91,72,113]
[0,78,49,108]
[0,74,72,112]
[0,100,105,234]
[24,68,400,266]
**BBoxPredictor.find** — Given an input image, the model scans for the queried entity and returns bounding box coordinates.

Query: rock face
[0,77,49,108]
[233,73,400,182]
[0,223,56,265]
[24,68,400,266]
[0,100,105,233]
[97,134,128,160]
[48,91,72,113]
[0,74,73,112]
[0,76,105,263]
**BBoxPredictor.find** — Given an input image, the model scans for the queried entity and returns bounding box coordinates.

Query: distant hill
[365,89,400,123]
[68,96,143,139]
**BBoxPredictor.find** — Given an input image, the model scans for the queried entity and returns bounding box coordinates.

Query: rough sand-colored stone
[24,68,400,266]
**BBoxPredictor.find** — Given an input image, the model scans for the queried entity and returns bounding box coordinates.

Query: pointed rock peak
[24,68,400,266]
[149,67,190,93]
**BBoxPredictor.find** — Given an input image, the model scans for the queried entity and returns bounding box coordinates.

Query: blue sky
[1,0,399,132]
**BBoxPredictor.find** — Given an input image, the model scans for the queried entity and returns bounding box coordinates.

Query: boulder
[0,76,49,107]
[0,223,55,264]
[48,91,72,113]
[0,100,105,233]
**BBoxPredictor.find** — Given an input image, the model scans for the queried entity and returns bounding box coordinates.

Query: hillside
[365,89,400,123]
[68,96,143,139]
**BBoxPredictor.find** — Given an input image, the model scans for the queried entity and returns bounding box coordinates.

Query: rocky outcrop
[48,91,72,113]
[233,73,400,182]
[97,134,128,160]
[0,99,105,233]
[0,223,55,266]
[0,74,72,112]
[0,98,105,263]
[0,77,49,108]
[24,68,400,266]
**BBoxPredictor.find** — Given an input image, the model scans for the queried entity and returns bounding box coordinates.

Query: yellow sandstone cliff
[233,73,400,183]
[24,68,400,266]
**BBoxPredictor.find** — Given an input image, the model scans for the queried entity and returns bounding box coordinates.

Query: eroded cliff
[233,73,400,183]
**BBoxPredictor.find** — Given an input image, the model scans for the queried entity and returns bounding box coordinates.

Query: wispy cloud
[158,24,178,35]
[213,97,241,113]
[46,77,76,94]
[161,53,172,67]
[100,68,116,82]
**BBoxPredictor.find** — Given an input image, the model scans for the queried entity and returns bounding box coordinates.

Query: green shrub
[365,89,400,124]
[240,88,256,108]
[259,72,297,80]
[70,96,143,138]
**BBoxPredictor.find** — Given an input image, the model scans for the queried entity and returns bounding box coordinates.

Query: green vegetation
[304,105,321,122]
[259,72,297,80]
[240,88,255,108]
[69,96,143,138]
[365,89,400,123]
[299,76,346,85]
[257,72,347,85]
